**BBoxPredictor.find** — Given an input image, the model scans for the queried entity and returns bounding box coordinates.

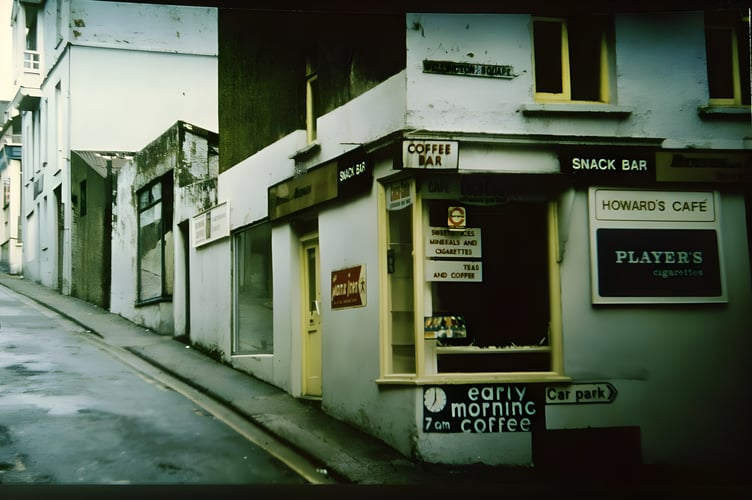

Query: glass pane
[307,247,317,313]
[534,20,563,94]
[139,201,163,301]
[388,205,415,374]
[234,225,274,354]
[568,17,603,101]
[738,25,751,105]
[705,27,735,99]
[426,201,550,373]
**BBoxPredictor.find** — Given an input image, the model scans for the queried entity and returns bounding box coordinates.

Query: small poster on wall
[331,265,366,309]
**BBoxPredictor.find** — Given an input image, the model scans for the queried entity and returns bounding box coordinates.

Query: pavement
[1,273,750,495]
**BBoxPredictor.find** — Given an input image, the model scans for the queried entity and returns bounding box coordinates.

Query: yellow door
[302,237,322,397]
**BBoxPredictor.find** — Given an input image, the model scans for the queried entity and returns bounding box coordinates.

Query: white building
[7,0,217,304]
[192,5,751,468]
[110,120,218,338]
[0,108,23,275]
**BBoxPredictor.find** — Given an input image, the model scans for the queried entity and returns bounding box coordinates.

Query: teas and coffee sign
[589,188,725,303]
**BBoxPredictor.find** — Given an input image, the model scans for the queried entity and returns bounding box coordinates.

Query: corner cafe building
[264,139,751,467]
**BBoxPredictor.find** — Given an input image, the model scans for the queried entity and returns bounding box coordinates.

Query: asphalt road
[0,285,308,485]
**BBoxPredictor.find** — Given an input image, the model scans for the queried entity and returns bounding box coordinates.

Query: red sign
[331,265,366,309]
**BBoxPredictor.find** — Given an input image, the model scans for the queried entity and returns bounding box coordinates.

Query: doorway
[301,234,322,397]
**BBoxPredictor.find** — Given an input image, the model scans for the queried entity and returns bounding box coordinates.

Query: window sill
[520,103,634,118]
[436,345,551,355]
[697,105,751,120]
[376,372,571,385]
[288,141,320,161]
[136,296,172,307]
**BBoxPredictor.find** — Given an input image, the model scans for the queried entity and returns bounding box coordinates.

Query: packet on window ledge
[424,315,467,340]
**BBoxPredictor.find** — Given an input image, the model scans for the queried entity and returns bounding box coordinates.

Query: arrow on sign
[546,382,618,405]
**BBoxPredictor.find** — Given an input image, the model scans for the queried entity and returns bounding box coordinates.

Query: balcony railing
[23,50,41,74]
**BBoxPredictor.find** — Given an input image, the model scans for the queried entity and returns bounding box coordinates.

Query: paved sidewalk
[1,273,749,494]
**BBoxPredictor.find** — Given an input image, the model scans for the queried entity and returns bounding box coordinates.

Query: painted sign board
[402,140,459,169]
[269,147,372,221]
[594,189,715,222]
[337,147,372,197]
[423,384,539,433]
[589,188,726,304]
[330,265,366,309]
[420,174,561,205]
[268,163,337,221]
[422,60,517,79]
[546,383,617,405]
[559,146,655,183]
[595,228,723,298]
[192,202,229,248]
[656,150,752,183]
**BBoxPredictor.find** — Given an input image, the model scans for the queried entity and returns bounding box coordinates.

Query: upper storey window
[532,15,614,103]
[704,10,750,106]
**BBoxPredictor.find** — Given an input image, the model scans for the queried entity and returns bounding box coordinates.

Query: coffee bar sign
[402,140,459,169]
[589,188,726,304]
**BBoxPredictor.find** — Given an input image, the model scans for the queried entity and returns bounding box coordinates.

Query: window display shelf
[435,345,551,355]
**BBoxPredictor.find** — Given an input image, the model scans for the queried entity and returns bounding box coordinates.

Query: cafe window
[704,10,751,106]
[137,175,174,304]
[233,223,274,355]
[378,178,565,383]
[532,15,614,103]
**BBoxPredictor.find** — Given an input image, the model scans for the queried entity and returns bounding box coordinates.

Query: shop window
[428,202,551,373]
[532,15,613,103]
[704,10,751,106]
[137,175,174,304]
[233,223,274,355]
[378,178,565,383]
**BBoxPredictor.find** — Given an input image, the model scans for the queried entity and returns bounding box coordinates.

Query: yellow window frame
[533,17,610,104]
[706,24,745,106]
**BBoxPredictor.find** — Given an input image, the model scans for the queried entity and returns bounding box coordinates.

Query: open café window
[425,200,552,373]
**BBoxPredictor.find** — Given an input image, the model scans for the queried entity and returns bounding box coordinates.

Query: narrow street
[0,285,309,485]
